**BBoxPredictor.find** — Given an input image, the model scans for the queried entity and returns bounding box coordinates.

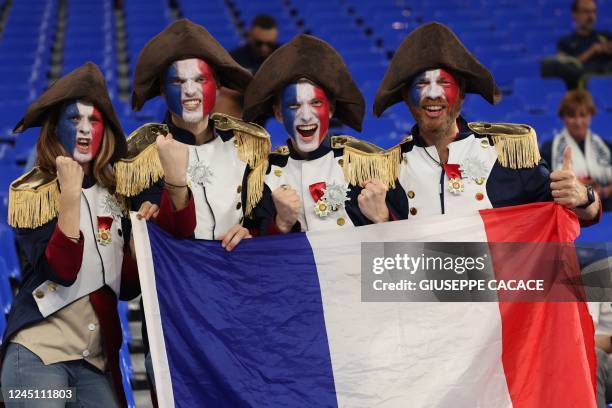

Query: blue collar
[163,112,216,146]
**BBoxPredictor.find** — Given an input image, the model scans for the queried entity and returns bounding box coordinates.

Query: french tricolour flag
[131,202,596,408]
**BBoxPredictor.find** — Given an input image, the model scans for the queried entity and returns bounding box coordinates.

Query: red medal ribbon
[309,182,327,202]
[442,164,462,179]
[97,216,114,231]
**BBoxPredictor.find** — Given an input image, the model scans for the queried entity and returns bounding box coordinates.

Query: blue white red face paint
[408,68,460,119]
[280,81,331,153]
[57,100,104,163]
[163,58,217,123]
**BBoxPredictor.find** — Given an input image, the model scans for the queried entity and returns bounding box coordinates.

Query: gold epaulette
[271,145,289,155]
[468,122,541,169]
[331,135,401,189]
[399,134,414,145]
[113,123,168,197]
[212,114,271,219]
[8,167,59,228]
[211,113,271,168]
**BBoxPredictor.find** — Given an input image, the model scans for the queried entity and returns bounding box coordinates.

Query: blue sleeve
[540,140,553,169]
[129,180,164,211]
[487,160,552,208]
[16,220,78,286]
[386,182,409,221]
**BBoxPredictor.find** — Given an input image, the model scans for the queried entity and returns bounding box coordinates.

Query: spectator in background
[541,90,612,211]
[541,0,612,88]
[231,15,280,74]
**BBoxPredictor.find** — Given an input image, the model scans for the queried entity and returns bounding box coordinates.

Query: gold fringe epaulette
[8,167,60,228]
[212,113,271,217]
[211,113,271,168]
[468,122,541,169]
[332,136,401,189]
[114,123,168,197]
[245,158,268,218]
[271,145,289,155]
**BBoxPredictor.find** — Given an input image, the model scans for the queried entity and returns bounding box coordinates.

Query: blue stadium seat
[591,113,612,138]
[491,60,540,91]
[11,127,40,166]
[504,112,562,144]
[577,214,612,242]
[0,192,8,224]
[512,78,566,113]
[0,224,21,280]
[462,95,519,123]
[587,77,612,113]
[361,118,403,148]
[0,257,13,315]
[265,119,287,150]
[0,304,6,345]
[118,301,132,345]
[119,341,136,408]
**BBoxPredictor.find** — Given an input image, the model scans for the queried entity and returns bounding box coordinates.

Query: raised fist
[358,179,389,224]
[56,156,84,198]
[272,185,301,233]
[156,133,188,186]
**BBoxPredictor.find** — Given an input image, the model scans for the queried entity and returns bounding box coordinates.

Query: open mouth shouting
[422,104,447,119]
[76,137,92,154]
[182,98,202,112]
[296,123,319,140]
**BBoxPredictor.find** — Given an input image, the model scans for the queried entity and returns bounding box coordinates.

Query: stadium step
[114,5,130,100]
[48,0,66,85]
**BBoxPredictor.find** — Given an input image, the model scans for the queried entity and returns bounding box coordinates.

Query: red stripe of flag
[480,202,596,408]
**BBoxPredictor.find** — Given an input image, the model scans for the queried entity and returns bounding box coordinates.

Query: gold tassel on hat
[244,159,268,218]
[114,123,167,197]
[338,136,401,188]
[468,122,541,169]
[8,167,60,229]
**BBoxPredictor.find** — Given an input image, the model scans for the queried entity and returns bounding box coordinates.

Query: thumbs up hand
[561,146,573,171]
[550,146,589,208]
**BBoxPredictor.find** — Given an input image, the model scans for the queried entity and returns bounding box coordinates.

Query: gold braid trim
[8,167,60,229]
[335,136,401,188]
[468,122,541,169]
[114,123,167,197]
[244,159,268,218]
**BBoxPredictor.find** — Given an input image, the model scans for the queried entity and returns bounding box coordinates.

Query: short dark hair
[572,0,596,12]
[251,14,277,30]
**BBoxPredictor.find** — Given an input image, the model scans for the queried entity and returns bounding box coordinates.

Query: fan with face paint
[162,58,218,124]
[57,100,104,163]
[277,79,332,153]
[405,68,463,137]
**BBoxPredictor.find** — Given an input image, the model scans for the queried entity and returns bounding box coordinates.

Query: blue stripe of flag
[147,223,338,407]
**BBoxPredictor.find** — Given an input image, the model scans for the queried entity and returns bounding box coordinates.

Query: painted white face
[57,100,104,163]
[280,82,331,153]
[163,58,217,124]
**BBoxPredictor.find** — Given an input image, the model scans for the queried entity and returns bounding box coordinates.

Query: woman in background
[541,89,612,211]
